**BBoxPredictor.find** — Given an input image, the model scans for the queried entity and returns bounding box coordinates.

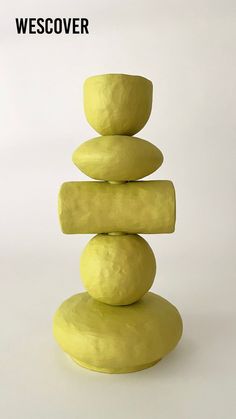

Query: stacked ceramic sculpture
[53,74,183,373]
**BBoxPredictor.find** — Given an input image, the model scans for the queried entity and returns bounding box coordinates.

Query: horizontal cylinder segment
[58,180,176,234]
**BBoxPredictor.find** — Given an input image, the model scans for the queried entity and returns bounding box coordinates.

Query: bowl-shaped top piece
[83,74,153,136]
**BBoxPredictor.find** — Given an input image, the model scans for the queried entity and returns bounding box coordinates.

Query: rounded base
[71,356,161,374]
[53,292,183,374]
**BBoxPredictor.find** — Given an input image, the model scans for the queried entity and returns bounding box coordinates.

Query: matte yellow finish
[54,73,183,374]
[84,74,153,136]
[53,292,183,374]
[80,234,156,305]
[72,135,163,181]
[58,180,176,234]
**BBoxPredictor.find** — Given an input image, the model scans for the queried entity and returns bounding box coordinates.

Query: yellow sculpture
[83,74,153,135]
[53,73,183,373]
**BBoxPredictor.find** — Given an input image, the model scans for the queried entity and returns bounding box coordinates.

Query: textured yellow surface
[58,180,176,234]
[80,234,156,305]
[54,73,182,374]
[72,135,163,181]
[84,74,153,136]
[53,292,183,374]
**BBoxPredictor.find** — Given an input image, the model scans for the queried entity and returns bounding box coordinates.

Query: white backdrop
[1,1,236,418]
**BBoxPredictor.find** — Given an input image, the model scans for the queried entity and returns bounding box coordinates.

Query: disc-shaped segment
[72,135,163,181]
[53,292,183,374]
